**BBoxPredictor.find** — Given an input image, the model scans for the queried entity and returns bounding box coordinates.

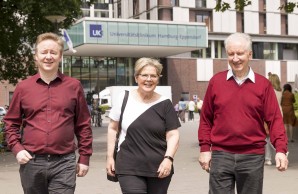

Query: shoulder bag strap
[116,90,129,139]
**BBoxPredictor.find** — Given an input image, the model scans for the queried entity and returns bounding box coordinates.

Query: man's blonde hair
[35,33,64,54]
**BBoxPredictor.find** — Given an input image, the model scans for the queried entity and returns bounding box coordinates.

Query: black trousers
[188,111,194,121]
[209,151,265,194]
[118,174,172,194]
[19,152,76,194]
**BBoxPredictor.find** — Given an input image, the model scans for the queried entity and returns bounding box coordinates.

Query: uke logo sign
[90,24,103,37]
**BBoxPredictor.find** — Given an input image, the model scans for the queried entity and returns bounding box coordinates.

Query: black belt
[28,151,73,161]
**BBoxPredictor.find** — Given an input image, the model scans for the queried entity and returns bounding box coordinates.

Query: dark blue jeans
[19,152,76,194]
[209,150,265,194]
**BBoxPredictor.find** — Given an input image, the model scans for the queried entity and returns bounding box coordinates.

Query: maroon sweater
[198,70,287,154]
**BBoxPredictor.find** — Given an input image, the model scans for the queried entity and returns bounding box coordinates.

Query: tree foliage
[215,0,298,12]
[0,0,95,85]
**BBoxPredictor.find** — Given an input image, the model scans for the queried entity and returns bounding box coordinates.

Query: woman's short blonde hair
[134,57,163,77]
[35,32,64,54]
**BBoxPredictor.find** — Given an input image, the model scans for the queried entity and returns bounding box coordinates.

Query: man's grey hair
[224,33,252,51]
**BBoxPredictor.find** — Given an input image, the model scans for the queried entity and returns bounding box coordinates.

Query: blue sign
[90,24,103,37]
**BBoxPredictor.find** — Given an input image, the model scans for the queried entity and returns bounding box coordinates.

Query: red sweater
[198,70,287,154]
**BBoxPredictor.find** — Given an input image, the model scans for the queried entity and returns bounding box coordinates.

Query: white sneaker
[264,160,272,166]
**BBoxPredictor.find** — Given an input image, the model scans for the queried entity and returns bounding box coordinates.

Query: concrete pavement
[1,113,298,194]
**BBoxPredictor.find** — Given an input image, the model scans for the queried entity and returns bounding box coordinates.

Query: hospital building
[1,0,298,106]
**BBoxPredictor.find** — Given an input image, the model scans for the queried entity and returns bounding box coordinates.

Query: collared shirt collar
[34,71,63,83]
[227,67,255,85]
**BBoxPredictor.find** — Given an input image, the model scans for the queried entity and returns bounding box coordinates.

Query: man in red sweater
[198,33,288,194]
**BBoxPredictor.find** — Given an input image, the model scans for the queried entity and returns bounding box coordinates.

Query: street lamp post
[45,15,66,33]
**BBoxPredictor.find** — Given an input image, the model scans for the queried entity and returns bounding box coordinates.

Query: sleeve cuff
[11,144,25,156]
[78,155,91,166]
[199,144,211,152]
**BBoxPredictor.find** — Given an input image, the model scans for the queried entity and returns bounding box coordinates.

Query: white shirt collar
[227,67,255,85]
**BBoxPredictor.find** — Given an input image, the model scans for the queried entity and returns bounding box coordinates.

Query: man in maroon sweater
[198,33,288,194]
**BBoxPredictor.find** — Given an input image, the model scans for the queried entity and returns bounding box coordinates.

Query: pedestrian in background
[174,103,179,116]
[281,83,296,143]
[264,73,283,166]
[188,99,196,121]
[106,58,180,194]
[196,97,203,115]
[3,32,93,194]
[198,32,288,194]
[178,98,186,123]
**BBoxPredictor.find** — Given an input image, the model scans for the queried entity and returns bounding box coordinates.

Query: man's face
[226,41,252,74]
[35,39,62,74]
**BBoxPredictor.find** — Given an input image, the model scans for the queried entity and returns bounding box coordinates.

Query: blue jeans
[209,150,265,194]
[19,152,76,194]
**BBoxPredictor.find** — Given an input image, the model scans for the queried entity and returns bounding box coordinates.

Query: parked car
[0,106,7,116]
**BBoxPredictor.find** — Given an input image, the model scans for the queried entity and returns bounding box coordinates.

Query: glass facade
[62,56,136,96]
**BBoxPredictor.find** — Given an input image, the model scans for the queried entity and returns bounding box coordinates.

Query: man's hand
[275,152,288,172]
[76,163,89,177]
[199,151,211,173]
[16,150,32,164]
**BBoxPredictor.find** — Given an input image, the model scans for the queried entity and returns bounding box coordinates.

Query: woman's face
[135,65,159,93]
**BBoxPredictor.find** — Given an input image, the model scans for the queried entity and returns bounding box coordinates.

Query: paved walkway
[1,114,298,194]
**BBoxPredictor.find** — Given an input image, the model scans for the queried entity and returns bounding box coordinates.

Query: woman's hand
[157,129,179,178]
[106,156,116,176]
[157,158,172,178]
[106,119,119,177]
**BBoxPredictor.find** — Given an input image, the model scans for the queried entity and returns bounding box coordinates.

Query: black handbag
[107,90,129,182]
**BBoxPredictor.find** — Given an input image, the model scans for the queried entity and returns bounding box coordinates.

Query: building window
[196,0,206,8]
[171,0,179,6]
[263,42,275,59]
[191,41,211,58]
[278,43,298,60]
[81,9,90,17]
[117,1,121,18]
[214,41,225,58]
[195,11,212,31]
[133,0,139,16]
[63,56,136,96]
[252,42,264,59]
[94,10,109,17]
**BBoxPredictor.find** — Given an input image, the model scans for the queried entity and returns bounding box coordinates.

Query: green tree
[0,0,95,84]
[215,0,298,12]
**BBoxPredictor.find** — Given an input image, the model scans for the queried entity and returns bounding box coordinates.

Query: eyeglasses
[138,74,161,80]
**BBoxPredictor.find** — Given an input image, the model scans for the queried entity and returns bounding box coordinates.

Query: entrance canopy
[63,18,208,57]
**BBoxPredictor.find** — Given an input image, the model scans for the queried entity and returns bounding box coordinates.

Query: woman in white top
[106,58,180,194]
